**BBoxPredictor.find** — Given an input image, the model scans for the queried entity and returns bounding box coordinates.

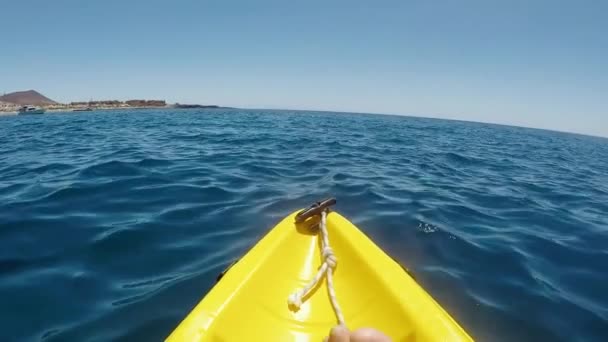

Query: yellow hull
[167,210,473,341]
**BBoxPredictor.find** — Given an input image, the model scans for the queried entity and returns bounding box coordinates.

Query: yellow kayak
[167,199,473,341]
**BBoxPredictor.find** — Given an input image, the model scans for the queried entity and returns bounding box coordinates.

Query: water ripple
[1,109,607,341]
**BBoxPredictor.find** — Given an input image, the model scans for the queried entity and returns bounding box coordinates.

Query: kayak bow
[167,200,472,341]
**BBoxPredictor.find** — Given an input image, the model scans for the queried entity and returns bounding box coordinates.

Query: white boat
[18,106,45,115]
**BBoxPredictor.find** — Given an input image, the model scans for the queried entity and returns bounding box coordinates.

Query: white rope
[288,210,346,326]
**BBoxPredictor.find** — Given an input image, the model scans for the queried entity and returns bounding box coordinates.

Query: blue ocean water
[1,109,607,341]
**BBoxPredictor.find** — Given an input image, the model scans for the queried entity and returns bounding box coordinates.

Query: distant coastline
[0,90,224,115]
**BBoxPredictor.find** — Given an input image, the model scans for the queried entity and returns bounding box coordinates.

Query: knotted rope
[288,210,345,326]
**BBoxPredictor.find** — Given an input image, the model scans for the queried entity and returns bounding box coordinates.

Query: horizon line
[244,106,608,140]
[3,89,606,139]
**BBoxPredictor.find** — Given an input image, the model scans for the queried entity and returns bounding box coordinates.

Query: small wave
[418,222,440,233]
[121,275,177,289]
[29,162,76,174]
[0,257,34,275]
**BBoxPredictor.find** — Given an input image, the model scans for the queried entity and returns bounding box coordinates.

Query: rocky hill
[0,90,58,105]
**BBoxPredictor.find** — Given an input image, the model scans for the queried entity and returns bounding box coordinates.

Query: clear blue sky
[1,0,606,136]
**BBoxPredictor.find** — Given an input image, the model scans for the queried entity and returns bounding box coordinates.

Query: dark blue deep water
[1,109,607,341]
